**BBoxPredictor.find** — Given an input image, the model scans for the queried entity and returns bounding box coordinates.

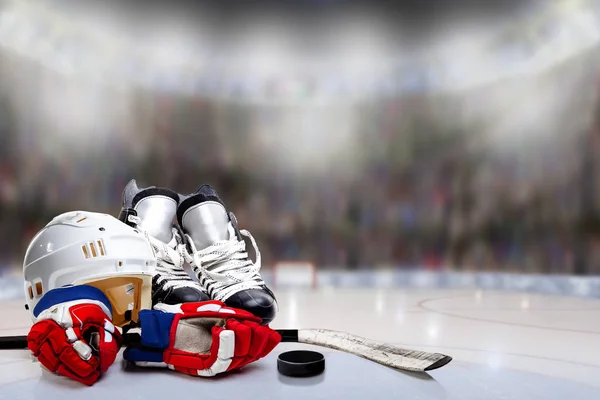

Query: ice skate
[177,184,277,324]
[119,179,210,305]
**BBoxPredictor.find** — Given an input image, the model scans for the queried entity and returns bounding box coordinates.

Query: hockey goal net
[272,260,317,289]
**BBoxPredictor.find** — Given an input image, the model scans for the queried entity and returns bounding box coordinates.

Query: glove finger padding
[27,302,122,386]
[227,319,281,371]
[123,301,281,377]
[28,320,100,382]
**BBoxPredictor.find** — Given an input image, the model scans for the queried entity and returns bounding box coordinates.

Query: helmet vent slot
[82,245,90,259]
[97,240,106,256]
[89,242,98,257]
[82,240,106,258]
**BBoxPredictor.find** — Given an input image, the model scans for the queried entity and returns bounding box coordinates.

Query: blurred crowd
[1,46,600,275]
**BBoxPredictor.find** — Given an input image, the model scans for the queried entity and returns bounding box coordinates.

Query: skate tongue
[182,201,230,250]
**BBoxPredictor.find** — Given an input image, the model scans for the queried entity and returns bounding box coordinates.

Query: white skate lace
[185,224,264,302]
[127,215,204,292]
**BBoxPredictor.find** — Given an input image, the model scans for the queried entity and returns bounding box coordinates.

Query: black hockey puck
[277,350,325,377]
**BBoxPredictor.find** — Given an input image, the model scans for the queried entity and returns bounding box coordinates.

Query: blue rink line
[2,270,600,301]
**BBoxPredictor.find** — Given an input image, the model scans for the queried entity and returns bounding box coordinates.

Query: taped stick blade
[424,355,453,371]
[297,329,452,372]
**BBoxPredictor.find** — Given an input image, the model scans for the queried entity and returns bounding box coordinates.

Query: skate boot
[178,185,277,324]
[119,179,210,305]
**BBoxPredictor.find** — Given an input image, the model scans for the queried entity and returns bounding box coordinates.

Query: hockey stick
[278,329,451,372]
[0,330,451,372]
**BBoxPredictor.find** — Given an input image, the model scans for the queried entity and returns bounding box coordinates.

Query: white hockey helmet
[23,211,156,326]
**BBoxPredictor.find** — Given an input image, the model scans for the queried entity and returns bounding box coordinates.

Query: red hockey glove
[27,286,122,386]
[123,301,281,377]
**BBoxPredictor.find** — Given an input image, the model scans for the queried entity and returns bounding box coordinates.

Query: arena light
[2,0,599,99]
[428,23,503,91]
[332,17,397,79]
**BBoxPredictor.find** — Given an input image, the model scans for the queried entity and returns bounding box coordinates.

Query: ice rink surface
[1,288,600,399]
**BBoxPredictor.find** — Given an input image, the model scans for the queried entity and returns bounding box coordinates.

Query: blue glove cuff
[123,347,165,363]
[123,310,176,364]
[137,310,176,349]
